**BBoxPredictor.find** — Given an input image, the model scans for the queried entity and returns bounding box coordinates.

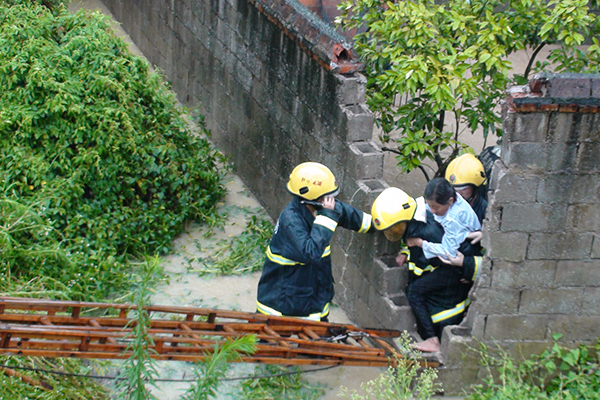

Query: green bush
[467,335,600,399]
[0,2,225,300]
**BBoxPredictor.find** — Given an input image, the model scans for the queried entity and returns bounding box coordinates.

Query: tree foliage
[0,2,225,300]
[337,0,600,180]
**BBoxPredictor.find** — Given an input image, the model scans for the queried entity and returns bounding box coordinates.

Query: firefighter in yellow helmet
[445,153,487,224]
[256,162,373,321]
[371,187,483,352]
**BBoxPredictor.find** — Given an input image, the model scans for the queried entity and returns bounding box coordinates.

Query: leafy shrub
[0,2,225,300]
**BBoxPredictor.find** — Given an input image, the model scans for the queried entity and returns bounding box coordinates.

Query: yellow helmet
[445,153,486,187]
[371,187,417,231]
[286,162,339,200]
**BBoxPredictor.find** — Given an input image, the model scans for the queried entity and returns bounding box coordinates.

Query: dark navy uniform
[404,210,482,340]
[469,190,488,224]
[257,196,372,320]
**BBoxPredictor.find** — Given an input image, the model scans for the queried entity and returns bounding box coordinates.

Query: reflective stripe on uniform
[266,246,303,266]
[408,262,435,276]
[266,246,331,266]
[314,214,338,231]
[358,213,372,233]
[472,256,482,281]
[431,298,471,323]
[256,300,329,321]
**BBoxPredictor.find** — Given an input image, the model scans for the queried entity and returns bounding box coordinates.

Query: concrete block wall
[100,0,412,331]
[439,74,600,388]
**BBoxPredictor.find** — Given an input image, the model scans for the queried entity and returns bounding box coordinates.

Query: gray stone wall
[438,74,600,392]
[100,0,416,333]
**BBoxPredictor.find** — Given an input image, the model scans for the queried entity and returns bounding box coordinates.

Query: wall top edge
[505,73,600,113]
[250,0,363,74]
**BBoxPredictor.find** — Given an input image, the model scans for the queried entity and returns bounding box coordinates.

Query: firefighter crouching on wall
[371,187,483,352]
[445,153,488,224]
[256,162,373,321]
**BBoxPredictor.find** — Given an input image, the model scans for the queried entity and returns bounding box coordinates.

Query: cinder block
[469,288,520,314]
[582,287,600,315]
[469,314,486,340]
[548,315,600,341]
[335,73,367,105]
[364,257,404,296]
[484,315,548,340]
[354,296,380,328]
[520,288,585,314]
[347,141,384,180]
[493,260,557,288]
[547,112,577,143]
[580,113,600,142]
[538,173,599,204]
[502,142,548,172]
[506,341,553,362]
[501,203,567,232]
[340,104,374,142]
[593,235,600,259]
[547,76,592,98]
[577,142,600,173]
[527,232,594,260]
[546,142,580,172]
[370,294,415,331]
[503,112,549,142]
[490,170,539,203]
[441,326,480,366]
[567,204,600,231]
[482,232,528,262]
[436,367,480,396]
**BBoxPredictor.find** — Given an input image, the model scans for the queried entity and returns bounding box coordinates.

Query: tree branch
[524,42,546,80]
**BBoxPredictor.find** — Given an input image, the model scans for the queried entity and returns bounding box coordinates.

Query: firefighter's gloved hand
[467,230,483,244]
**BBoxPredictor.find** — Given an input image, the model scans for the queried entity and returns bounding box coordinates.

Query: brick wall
[100,0,416,334]
[438,74,600,392]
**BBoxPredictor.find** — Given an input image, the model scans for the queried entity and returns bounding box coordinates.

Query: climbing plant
[0,1,226,300]
[337,0,600,180]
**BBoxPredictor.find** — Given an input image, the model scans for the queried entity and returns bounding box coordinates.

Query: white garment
[422,194,481,259]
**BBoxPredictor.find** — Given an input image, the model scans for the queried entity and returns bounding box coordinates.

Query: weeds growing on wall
[0,1,226,301]
[466,334,600,399]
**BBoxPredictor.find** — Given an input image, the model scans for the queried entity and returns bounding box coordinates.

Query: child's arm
[422,218,470,259]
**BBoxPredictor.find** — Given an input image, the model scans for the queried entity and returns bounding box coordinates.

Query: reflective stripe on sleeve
[431,298,471,323]
[266,246,304,266]
[358,213,372,233]
[314,214,338,231]
[322,246,331,257]
[472,256,482,281]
